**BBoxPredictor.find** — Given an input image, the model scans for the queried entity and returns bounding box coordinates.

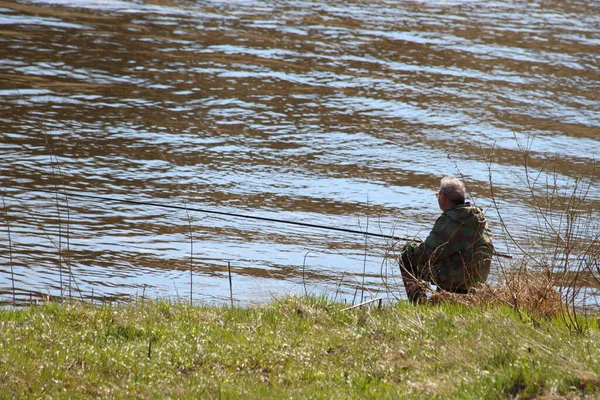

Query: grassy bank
[0,297,598,399]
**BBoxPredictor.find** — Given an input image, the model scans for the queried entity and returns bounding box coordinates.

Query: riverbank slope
[1,297,598,399]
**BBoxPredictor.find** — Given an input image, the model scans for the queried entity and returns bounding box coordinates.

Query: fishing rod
[5,186,512,258]
[5,186,412,242]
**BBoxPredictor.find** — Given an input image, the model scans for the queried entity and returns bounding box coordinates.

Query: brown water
[1,0,599,306]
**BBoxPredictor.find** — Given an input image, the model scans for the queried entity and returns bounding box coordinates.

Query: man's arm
[411,213,454,266]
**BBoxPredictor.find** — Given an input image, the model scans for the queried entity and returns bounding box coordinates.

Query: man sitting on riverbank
[399,176,494,304]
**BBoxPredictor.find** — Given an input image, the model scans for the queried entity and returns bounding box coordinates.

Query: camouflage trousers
[399,242,493,304]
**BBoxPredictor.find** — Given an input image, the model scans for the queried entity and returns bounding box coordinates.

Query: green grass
[0,297,598,399]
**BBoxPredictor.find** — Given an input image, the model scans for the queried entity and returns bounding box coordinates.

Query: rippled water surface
[1,0,599,306]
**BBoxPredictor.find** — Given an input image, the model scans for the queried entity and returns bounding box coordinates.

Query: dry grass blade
[430,267,563,318]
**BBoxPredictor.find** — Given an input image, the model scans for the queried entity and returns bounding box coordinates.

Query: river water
[1,0,599,307]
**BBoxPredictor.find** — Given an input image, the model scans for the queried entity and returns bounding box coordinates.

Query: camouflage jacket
[409,203,494,287]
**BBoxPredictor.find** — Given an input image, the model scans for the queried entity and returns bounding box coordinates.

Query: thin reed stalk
[333,271,346,303]
[228,261,233,307]
[46,136,63,298]
[188,216,193,306]
[361,197,370,303]
[45,134,72,300]
[3,193,85,302]
[1,194,16,306]
[159,152,195,305]
[302,251,312,297]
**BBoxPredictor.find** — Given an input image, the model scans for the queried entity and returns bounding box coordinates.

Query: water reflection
[1,0,598,307]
